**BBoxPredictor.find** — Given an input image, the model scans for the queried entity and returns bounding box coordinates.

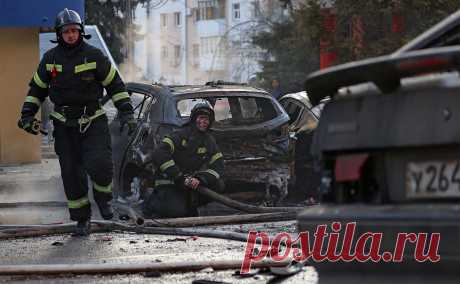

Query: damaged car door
[110,85,158,201]
[278,92,322,200]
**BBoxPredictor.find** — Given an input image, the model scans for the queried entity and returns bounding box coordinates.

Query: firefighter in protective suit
[143,102,225,218]
[17,9,136,236]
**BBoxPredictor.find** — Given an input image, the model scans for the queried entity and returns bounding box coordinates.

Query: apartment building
[139,0,285,85]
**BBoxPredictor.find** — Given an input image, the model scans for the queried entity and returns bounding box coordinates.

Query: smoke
[0,160,68,225]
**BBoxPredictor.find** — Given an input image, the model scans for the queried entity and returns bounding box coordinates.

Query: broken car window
[176,96,278,128]
[131,92,154,120]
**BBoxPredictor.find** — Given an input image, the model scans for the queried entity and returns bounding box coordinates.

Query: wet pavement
[1,147,458,283]
[0,156,109,224]
[0,155,318,283]
[0,228,318,283]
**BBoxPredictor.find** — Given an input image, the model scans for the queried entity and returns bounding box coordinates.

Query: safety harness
[50,105,106,133]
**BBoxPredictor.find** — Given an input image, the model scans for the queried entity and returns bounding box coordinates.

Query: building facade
[138,0,285,85]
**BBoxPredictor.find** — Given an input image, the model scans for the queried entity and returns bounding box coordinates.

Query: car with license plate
[108,81,292,207]
[297,10,460,275]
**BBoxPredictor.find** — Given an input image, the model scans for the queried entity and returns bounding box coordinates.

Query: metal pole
[183,0,188,84]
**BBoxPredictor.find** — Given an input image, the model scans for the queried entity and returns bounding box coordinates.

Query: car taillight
[335,153,369,182]
[397,57,449,72]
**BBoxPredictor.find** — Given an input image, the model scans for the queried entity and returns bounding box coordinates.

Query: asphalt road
[1,156,458,283]
[0,158,317,283]
[0,226,317,283]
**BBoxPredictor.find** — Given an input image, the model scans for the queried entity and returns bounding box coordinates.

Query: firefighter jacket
[152,126,224,187]
[20,41,132,123]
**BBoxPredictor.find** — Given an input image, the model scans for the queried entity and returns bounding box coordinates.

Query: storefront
[0,0,84,164]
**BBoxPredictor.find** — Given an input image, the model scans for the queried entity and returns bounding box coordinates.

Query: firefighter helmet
[53,8,90,44]
[55,8,84,31]
[190,101,215,126]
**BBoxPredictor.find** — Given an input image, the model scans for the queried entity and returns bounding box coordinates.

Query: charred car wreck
[110,81,292,207]
[278,91,326,202]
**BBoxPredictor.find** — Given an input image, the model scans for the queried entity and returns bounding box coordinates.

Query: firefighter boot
[73,219,91,236]
[97,201,114,220]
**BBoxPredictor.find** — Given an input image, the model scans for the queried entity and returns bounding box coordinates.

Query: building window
[161,46,168,58]
[252,0,260,18]
[174,12,181,27]
[233,3,240,20]
[192,44,200,66]
[174,45,181,66]
[193,44,200,57]
[201,36,220,55]
[196,0,225,21]
[161,14,167,28]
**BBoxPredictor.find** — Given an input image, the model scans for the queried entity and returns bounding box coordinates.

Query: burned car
[110,81,291,206]
[297,11,460,274]
[278,91,326,202]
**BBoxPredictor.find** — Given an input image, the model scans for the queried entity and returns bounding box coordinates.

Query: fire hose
[114,185,308,227]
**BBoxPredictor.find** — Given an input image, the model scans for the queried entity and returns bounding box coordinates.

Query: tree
[252,1,323,93]
[85,0,149,64]
[334,0,460,62]
[252,0,460,94]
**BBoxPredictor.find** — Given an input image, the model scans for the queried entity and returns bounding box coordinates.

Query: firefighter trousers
[53,116,113,221]
[143,179,224,218]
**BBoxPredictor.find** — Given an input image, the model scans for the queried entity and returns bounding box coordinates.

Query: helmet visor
[61,24,82,33]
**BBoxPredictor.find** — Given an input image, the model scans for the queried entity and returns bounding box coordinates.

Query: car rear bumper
[296,203,460,274]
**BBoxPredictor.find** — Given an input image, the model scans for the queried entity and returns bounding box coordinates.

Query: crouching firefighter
[17,9,136,236]
[143,102,225,218]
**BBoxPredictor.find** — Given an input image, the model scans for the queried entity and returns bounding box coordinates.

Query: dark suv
[298,10,460,275]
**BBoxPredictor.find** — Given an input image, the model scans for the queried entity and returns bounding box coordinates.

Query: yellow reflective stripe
[75,62,97,73]
[210,152,223,164]
[68,196,89,209]
[93,181,112,193]
[111,92,130,103]
[162,137,175,153]
[33,72,47,88]
[25,96,41,106]
[205,169,220,179]
[181,139,187,147]
[197,147,207,154]
[155,179,175,187]
[78,109,106,124]
[46,64,62,72]
[89,109,106,120]
[159,160,175,172]
[50,111,66,123]
[102,65,116,86]
[51,109,105,124]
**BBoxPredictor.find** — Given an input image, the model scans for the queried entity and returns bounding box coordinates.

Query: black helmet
[55,8,83,31]
[190,101,215,126]
[53,8,90,44]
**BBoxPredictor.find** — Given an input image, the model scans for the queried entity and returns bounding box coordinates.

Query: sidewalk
[0,139,105,224]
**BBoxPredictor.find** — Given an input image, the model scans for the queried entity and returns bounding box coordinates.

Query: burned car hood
[214,130,289,161]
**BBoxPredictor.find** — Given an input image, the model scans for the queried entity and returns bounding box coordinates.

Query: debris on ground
[143,271,161,278]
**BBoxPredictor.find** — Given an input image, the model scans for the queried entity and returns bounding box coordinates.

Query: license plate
[406,160,460,198]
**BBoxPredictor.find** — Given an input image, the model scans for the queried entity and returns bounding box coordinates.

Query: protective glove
[174,173,191,190]
[17,116,40,135]
[185,176,200,190]
[119,112,137,135]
